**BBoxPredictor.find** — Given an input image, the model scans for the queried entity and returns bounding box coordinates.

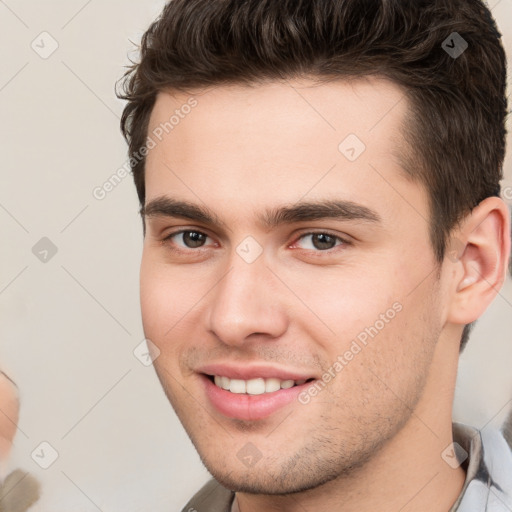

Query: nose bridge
[206,251,288,345]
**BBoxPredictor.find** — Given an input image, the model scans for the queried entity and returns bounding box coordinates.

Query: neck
[236,332,466,512]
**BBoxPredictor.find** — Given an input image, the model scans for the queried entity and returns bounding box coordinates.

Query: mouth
[206,374,315,395]
[200,372,317,421]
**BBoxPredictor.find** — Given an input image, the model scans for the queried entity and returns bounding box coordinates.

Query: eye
[163,230,212,249]
[161,229,348,253]
[293,232,347,251]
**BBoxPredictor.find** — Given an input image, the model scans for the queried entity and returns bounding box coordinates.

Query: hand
[0,372,19,468]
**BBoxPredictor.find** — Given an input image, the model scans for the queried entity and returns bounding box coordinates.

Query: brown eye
[164,230,210,249]
[296,232,345,251]
[182,231,207,248]
[311,233,337,250]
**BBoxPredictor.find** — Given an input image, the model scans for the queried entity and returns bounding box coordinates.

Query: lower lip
[201,375,313,421]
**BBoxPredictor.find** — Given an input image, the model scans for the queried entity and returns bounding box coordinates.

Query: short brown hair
[116,0,508,351]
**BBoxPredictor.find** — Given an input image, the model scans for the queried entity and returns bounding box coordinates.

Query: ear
[446,196,510,326]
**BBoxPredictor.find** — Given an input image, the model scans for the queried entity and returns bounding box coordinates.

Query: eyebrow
[141,196,381,230]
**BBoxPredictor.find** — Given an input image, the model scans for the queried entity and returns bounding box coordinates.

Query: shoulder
[480,426,512,492]
[180,478,235,512]
[452,422,512,512]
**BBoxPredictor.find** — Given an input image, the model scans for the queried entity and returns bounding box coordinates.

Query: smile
[211,375,311,395]
[201,373,317,421]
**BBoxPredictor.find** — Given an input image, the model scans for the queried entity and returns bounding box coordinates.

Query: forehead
[147,77,409,147]
[144,77,424,230]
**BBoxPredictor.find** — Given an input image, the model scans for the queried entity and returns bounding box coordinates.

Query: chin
[209,468,342,495]
[196,448,348,496]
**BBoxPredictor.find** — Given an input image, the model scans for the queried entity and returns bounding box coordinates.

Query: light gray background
[0,1,511,510]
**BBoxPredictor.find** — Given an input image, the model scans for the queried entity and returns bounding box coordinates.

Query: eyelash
[161,229,350,254]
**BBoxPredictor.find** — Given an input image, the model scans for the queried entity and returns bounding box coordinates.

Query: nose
[206,254,289,347]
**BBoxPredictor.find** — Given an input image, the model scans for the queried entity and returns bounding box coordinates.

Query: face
[140,78,446,494]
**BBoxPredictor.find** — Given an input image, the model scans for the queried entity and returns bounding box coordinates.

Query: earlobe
[447,196,510,325]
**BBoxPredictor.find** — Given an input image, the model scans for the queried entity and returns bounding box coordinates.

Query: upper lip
[197,363,317,381]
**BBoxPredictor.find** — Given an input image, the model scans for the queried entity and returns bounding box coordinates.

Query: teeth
[212,376,308,394]
[265,378,281,393]
[280,380,294,389]
[229,379,246,394]
[246,378,265,395]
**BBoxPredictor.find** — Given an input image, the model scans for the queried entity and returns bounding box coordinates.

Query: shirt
[180,422,512,512]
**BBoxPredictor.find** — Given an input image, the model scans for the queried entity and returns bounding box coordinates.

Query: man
[116,0,512,510]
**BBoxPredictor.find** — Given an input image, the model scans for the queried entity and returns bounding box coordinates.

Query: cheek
[288,268,404,345]
[139,255,184,346]
[289,260,438,382]
[140,256,163,336]
[139,253,212,355]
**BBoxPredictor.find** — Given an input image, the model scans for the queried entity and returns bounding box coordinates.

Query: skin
[0,373,41,510]
[0,372,19,479]
[140,77,510,512]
